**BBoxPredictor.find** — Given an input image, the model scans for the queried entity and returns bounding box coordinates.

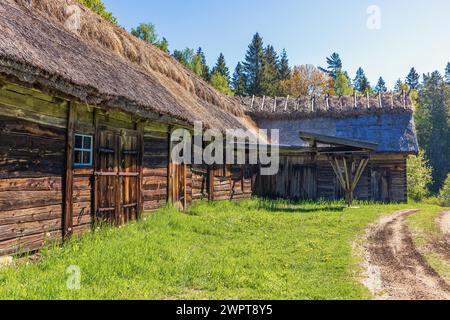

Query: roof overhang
[299,131,378,154]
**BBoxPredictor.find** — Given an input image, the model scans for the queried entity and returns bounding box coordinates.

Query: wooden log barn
[0,0,418,256]
[0,0,259,255]
[243,95,419,203]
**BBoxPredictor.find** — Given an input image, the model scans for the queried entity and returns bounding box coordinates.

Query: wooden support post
[137,122,144,218]
[351,158,369,191]
[403,90,407,109]
[167,128,173,204]
[378,92,382,109]
[63,102,76,239]
[183,163,187,210]
[114,131,121,225]
[366,91,370,109]
[330,158,347,191]
[261,96,266,111]
[208,165,215,201]
[391,91,394,109]
[250,95,255,109]
[284,95,289,111]
[93,109,99,225]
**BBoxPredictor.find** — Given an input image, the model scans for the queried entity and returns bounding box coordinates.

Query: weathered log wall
[257,155,407,203]
[0,105,67,255]
[143,130,169,211]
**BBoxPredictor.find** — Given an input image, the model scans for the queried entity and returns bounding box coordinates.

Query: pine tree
[232,62,247,96]
[173,48,194,67]
[319,53,342,79]
[211,53,230,83]
[243,33,265,96]
[353,67,371,93]
[415,71,450,191]
[260,45,279,96]
[406,67,420,90]
[278,49,291,81]
[374,77,387,93]
[394,78,408,92]
[196,48,210,81]
[445,62,450,85]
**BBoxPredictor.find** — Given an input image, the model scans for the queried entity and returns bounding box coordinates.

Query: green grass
[407,204,450,280]
[0,199,427,300]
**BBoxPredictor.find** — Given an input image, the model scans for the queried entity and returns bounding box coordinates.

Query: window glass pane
[75,135,83,149]
[84,136,92,149]
[83,151,91,165]
[75,150,82,164]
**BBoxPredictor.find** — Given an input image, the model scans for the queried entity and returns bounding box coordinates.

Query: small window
[74,134,93,166]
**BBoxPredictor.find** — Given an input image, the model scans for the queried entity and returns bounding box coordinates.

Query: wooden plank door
[371,168,391,202]
[170,162,186,210]
[94,129,119,225]
[119,132,141,224]
[94,129,142,225]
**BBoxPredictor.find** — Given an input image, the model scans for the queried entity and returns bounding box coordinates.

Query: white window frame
[74,134,93,167]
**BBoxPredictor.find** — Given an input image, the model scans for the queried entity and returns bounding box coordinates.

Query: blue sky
[103,0,450,89]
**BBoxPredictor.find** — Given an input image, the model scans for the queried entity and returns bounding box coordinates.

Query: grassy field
[407,203,450,281]
[0,199,437,300]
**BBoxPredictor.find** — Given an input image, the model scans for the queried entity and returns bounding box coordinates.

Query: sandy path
[435,212,450,261]
[363,210,450,300]
[439,212,450,237]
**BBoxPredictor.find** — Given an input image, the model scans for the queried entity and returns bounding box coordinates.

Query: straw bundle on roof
[0,0,253,132]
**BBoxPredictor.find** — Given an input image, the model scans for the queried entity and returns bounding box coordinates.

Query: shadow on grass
[257,204,346,214]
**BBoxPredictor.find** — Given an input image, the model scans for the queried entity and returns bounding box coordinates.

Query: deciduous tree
[210,72,233,96]
[279,65,329,97]
[78,0,117,24]
[131,23,169,53]
[407,150,433,201]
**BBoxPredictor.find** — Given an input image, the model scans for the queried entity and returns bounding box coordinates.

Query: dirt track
[435,212,450,262]
[363,210,450,300]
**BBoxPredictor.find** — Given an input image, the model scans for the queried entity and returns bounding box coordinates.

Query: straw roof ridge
[12,0,244,117]
[238,93,414,120]
[0,0,253,132]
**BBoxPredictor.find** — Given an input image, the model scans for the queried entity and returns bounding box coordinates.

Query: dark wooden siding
[142,131,169,211]
[0,115,65,255]
[257,155,407,203]
[191,164,209,201]
[258,157,317,200]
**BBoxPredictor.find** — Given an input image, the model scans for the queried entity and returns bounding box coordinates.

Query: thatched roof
[0,0,255,132]
[256,113,419,153]
[239,93,413,120]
